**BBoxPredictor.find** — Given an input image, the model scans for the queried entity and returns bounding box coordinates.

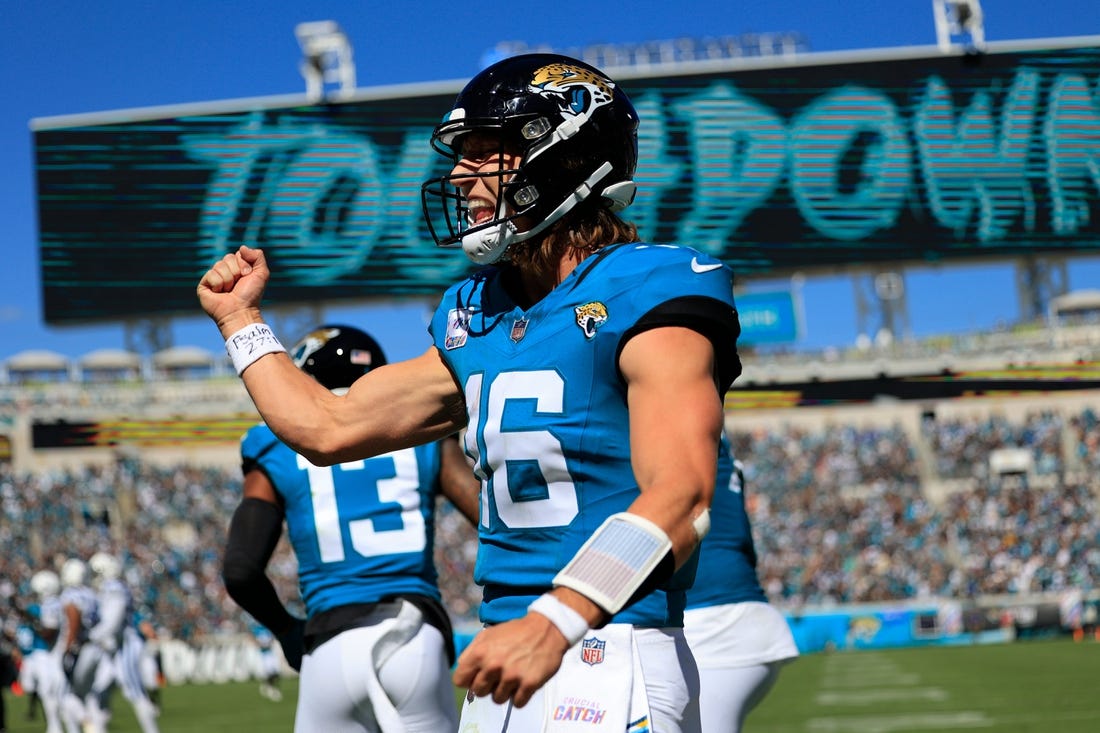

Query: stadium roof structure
[0,345,237,384]
[7,350,71,372]
[150,346,221,370]
[79,348,142,371]
[1050,289,1100,313]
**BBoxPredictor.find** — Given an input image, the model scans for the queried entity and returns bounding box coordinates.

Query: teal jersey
[17,605,50,654]
[430,242,740,627]
[685,437,767,609]
[249,619,275,649]
[241,426,445,616]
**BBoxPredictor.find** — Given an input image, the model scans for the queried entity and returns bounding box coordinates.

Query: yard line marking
[806,711,994,732]
[821,654,921,688]
[822,673,921,688]
[816,688,948,705]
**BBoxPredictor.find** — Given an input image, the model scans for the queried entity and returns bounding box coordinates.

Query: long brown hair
[505,205,640,276]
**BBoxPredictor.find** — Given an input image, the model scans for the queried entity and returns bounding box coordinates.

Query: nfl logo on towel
[580,637,605,666]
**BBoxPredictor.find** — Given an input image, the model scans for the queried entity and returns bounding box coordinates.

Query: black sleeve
[618,295,742,392]
[221,497,295,636]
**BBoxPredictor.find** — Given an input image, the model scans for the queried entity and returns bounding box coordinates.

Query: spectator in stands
[221,324,479,732]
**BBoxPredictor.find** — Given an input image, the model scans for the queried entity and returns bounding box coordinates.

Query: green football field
[750,638,1100,733]
[5,638,1096,732]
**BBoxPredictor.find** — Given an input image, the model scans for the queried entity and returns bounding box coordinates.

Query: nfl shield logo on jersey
[510,318,529,342]
[580,637,605,666]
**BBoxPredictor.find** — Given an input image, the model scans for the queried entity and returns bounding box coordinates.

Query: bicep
[307,346,467,465]
[242,468,280,504]
[619,327,723,559]
[622,326,723,484]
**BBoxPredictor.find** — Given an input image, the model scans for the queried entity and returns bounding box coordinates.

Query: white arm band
[693,507,711,541]
[528,593,589,646]
[225,323,286,376]
[553,512,673,616]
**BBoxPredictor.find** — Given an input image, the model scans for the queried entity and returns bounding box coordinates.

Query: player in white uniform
[19,570,68,733]
[59,557,98,732]
[684,443,798,731]
[222,324,479,732]
[248,619,284,701]
[83,552,161,733]
[199,53,740,732]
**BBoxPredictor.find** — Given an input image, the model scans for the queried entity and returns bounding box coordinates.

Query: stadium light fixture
[295,20,356,103]
[932,0,986,54]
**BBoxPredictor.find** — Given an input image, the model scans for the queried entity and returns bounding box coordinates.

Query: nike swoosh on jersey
[691,257,723,273]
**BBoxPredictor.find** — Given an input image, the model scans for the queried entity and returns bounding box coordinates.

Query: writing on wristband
[528,593,589,647]
[226,323,286,376]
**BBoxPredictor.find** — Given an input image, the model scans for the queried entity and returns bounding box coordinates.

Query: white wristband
[225,323,286,376]
[553,512,673,615]
[528,593,589,646]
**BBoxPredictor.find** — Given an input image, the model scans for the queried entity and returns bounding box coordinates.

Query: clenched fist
[197,245,270,335]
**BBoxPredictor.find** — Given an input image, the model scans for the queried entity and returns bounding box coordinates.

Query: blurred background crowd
[2,406,1097,641]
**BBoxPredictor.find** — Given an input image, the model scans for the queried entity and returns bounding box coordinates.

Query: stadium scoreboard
[33,36,1100,324]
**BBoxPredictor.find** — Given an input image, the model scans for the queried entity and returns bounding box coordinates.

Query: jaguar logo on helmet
[289,324,387,391]
[530,63,615,121]
[291,328,339,369]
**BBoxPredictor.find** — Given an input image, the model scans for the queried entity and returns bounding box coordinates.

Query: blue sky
[3,1,1099,363]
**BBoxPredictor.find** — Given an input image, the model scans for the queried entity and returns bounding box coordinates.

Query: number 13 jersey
[241,428,444,616]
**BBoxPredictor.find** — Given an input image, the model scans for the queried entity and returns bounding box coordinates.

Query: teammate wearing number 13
[199,53,741,732]
[223,324,479,732]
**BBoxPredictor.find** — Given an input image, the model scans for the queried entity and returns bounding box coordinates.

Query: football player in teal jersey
[684,439,798,731]
[200,53,740,732]
[222,324,479,732]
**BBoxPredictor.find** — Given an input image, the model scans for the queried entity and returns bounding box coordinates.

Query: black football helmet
[290,324,386,391]
[421,53,639,265]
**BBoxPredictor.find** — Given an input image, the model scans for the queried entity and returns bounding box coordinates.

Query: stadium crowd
[1,406,1098,642]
